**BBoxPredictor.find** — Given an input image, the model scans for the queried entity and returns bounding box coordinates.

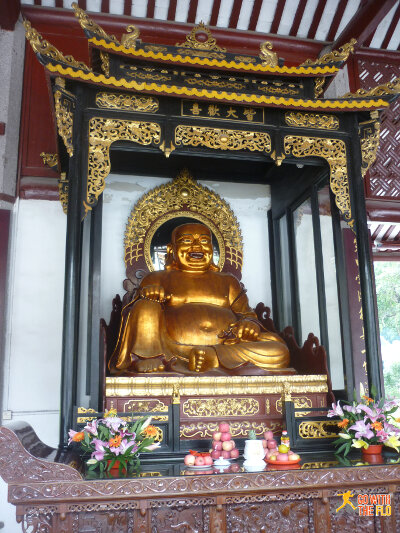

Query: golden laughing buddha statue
[109,223,290,375]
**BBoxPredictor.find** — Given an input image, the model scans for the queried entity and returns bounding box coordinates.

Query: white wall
[101,174,272,320]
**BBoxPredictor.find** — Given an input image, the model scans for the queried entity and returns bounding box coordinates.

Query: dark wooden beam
[307,0,327,39]
[101,0,110,12]
[0,0,21,30]
[381,2,400,49]
[331,0,398,50]
[187,0,199,24]
[289,0,307,37]
[167,0,177,21]
[229,0,243,29]
[0,123,5,136]
[209,0,222,27]
[270,0,285,34]
[147,0,156,19]
[248,0,263,31]
[78,0,87,9]
[123,0,131,16]
[326,0,347,41]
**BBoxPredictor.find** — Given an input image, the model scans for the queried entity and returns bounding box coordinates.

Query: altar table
[1,422,399,532]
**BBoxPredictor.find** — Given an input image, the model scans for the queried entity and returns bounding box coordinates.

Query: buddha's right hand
[140,285,169,303]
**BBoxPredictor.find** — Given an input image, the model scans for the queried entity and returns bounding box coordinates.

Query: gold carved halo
[144,210,226,272]
[124,169,243,273]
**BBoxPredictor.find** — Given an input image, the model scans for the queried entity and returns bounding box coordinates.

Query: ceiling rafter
[167,0,177,21]
[270,0,285,34]
[307,0,327,39]
[229,0,243,29]
[248,0,263,31]
[289,0,307,37]
[382,2,400,49]
[326,0,347,42]
[210,0,222,27]
[187,0,199,24]
[146,0,155,19]
[330,0,399,52]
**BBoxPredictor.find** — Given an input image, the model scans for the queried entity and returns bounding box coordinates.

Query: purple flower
[376,429,389,442]
[101,416,126,433]
[84,420,98,436]
[343,404,362,415]
[91,439,107,461]
[349,420,375,440]
[327,401,344,417]
[109,439,138,457]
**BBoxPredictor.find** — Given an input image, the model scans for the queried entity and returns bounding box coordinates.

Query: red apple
[276,453,289,461]
[290,453,300,461]
[264,431,274,441]
[221,450,231,459]
[203,455,213,466]
[221,432,232,442]
[213,432,222,441]
[262,439,268,448]
[288,450,295,456]
[229,440,236,449]
[267,439,278,449]
[222,441,234,452]
[230,448,240,459]
[219,422,230,433]
[211,450,221,459]
[212,440,222,451]
[184,454,196,466]
[194,456,205,466]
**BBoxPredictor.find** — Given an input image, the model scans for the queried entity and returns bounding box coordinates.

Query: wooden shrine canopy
[23,4,400,448]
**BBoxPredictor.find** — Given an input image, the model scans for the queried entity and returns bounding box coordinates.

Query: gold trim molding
[176,22,226,53]
[175,125,271,154]
[284,135,351,228]
[359,112,381,178]
[298,420,338,439]
[72,3,119,44]
[285,112,339,130]
[105,374,328,398]
[121,25,141,50]
[259,41,278,67]
[40,152,58,169]
[301,39,357,67]
[180,421,282,439]
[276,396,312,417]
[54,90,75,157]
[96,92,159,113]
[343,76,400,98]
[182,398,259,418]
[99,51,110,76]
[23,21,91,72]
[124,169,242,271]
[86,118,161,210]
[58,172,68,214]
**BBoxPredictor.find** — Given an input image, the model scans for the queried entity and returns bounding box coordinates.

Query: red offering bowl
[265,457,301,465]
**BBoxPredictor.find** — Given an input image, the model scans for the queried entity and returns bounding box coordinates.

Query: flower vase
[107,459,126,472]
[361,444,383,456]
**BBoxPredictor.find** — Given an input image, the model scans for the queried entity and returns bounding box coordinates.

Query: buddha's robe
[109,269,289,373]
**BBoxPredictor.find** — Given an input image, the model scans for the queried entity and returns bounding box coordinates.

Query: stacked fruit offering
[184,450,213,467]
[210,422,240,460]
[262,431,300,462]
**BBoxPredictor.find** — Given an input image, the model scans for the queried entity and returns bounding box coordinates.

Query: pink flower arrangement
[328,392,400,456]
[68,409,160,472]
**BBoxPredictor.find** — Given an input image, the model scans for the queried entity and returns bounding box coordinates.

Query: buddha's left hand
[234,319,260,341]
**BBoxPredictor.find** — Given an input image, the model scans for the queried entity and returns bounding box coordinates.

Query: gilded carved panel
[182,398,259,418]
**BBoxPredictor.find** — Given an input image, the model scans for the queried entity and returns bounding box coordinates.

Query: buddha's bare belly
[165,303,236,345]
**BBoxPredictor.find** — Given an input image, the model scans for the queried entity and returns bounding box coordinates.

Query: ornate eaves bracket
[85,118,162,211]
[341,77,400,101]
[53,77,75,158]
[300,39,357,67]
[359,111,381,179]
[284,135,353,229]
[23,20,91,72]
[72,2,120,45]
[176,22,226,53]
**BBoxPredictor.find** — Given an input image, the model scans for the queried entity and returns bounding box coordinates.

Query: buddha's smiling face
[172,223,213,272]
